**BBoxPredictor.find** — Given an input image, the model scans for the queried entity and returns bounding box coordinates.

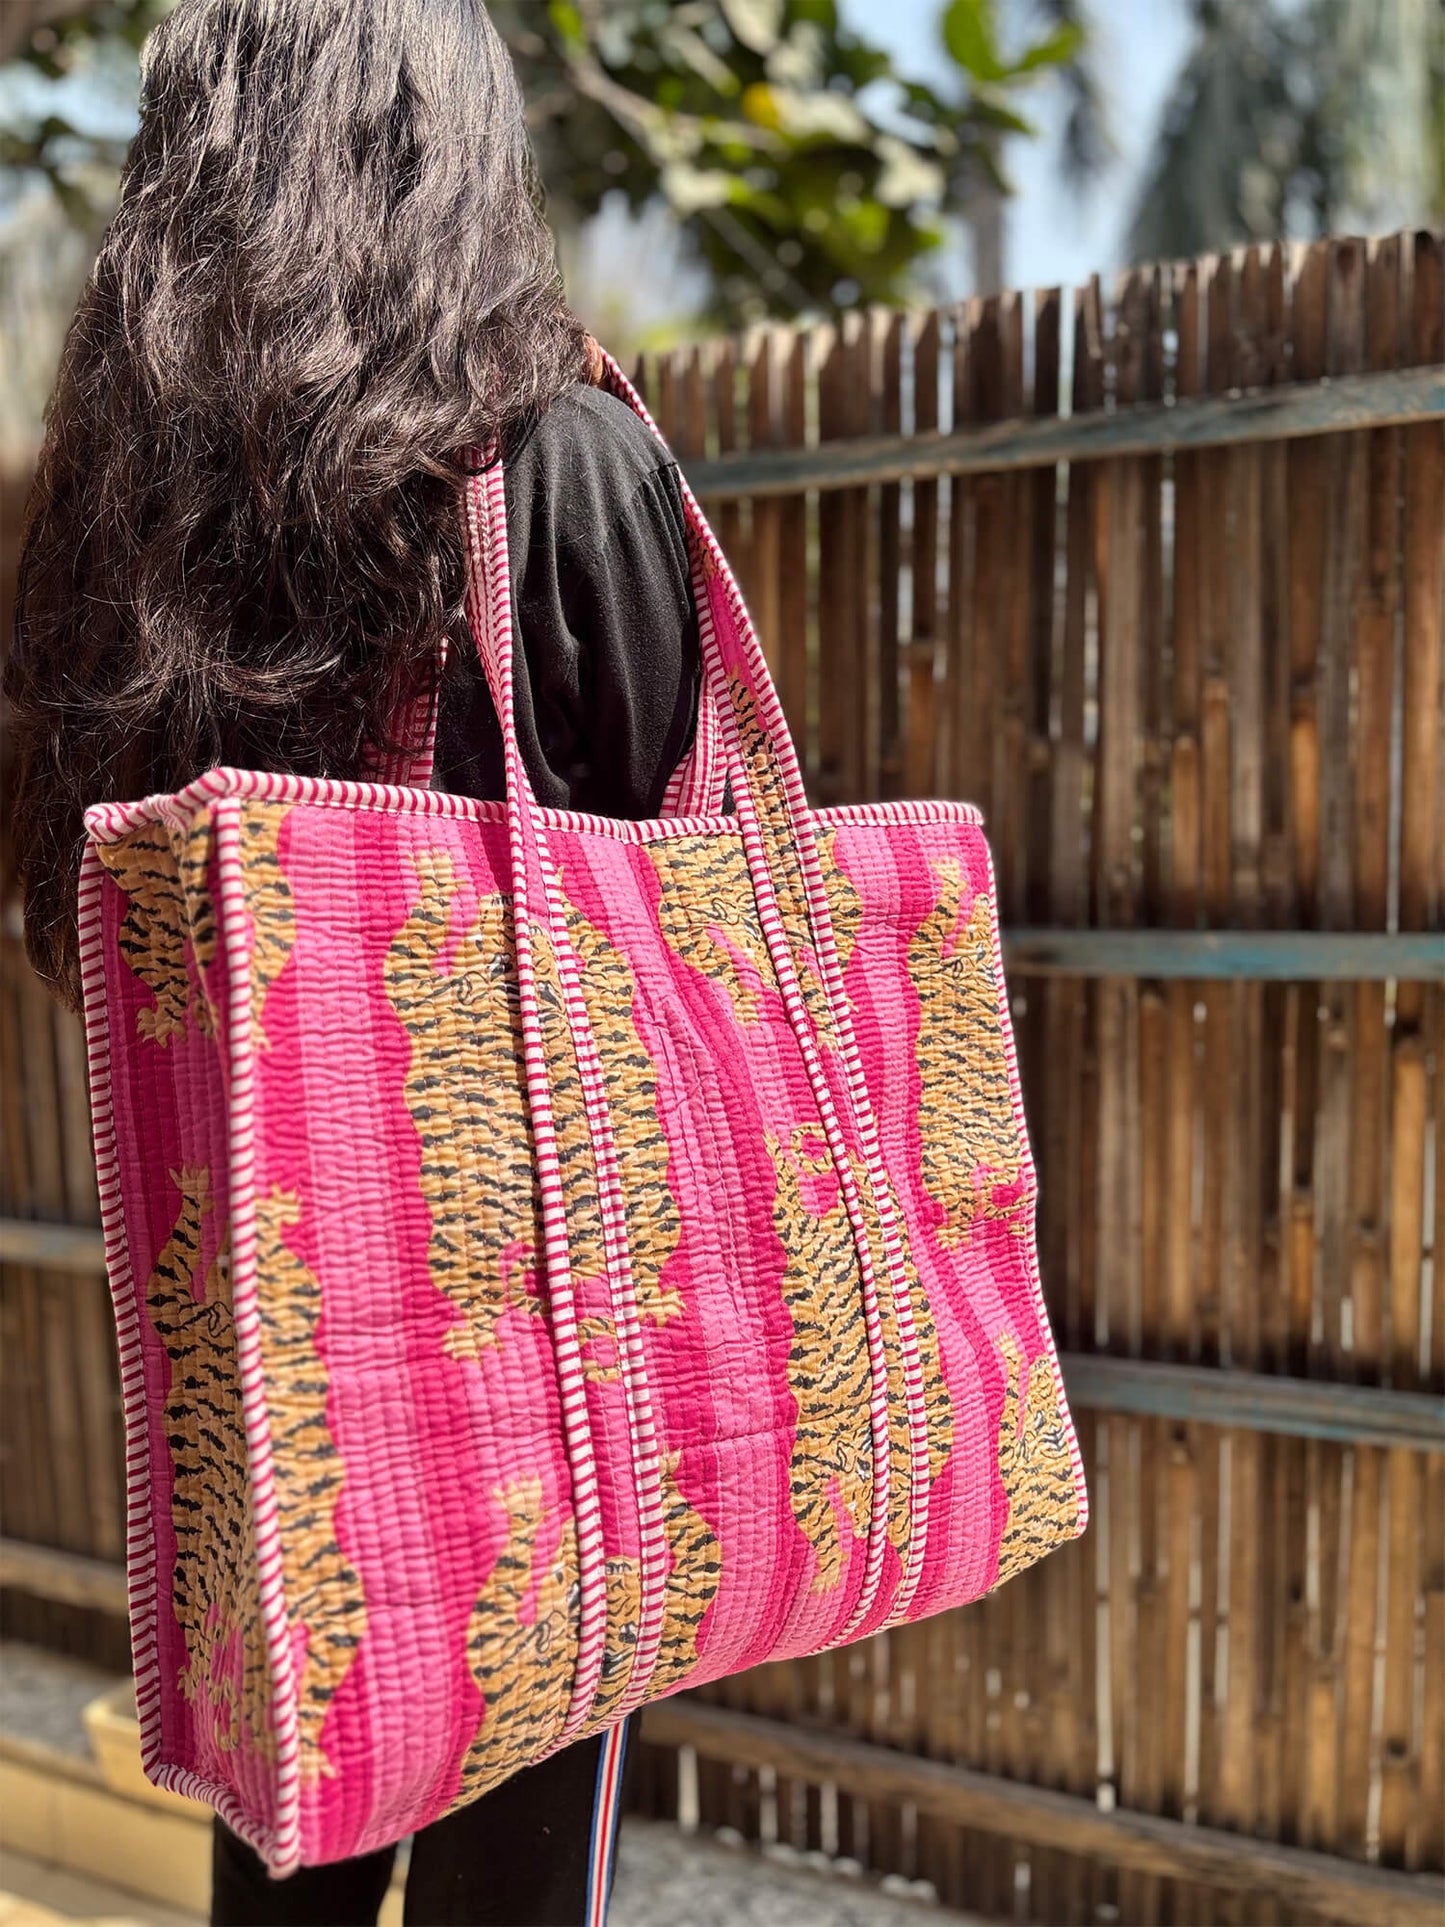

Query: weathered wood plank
[641,1701,1445,1924]
[1003,930,1445,980]
[0,1536,129,1615]
[1058,1355,1445,1451]
[0,1219,108,1270]
[683,364,1445,498]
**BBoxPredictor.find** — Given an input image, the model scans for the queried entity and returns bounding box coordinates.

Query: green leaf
[547,0,586,55]
[969,97,1037,137]
[942,0,1007,84]
[1017,21,1086,75]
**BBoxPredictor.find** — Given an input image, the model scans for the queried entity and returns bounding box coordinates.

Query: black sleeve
[539,466,699,818]
[431,391,700,818]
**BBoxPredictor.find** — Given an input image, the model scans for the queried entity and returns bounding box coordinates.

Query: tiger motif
[384,854,553,1361]
[768,1128,875,1594]
[145,1166,269,1755]
[652,1450,722,1688]
[726,679,835,1036]
[909,858,1024,1246]
[457,1445,720,1791]
[992,1338,1080,1588]
[566,906,684,1372]
[589,1552,644,1724]
[253,1187,365,1781]
[815,826,865,984]
[452,1479,579,1806]
[649,837,778,1028]
[587,1450,720,1722]
[97,815,217,1045]
[862,1173,954,1558]
[769,1129,953,1587]
[237,806,296,1049]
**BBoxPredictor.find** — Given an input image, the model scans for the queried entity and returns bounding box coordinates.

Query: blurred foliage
[0,1,165,226]
[1130,0,1445,261]
[0,0,1085,322]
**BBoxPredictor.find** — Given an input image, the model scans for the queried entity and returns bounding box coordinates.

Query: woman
[5,2,699,1922]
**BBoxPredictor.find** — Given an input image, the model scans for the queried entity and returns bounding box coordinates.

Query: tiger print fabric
[909,857,1025,1246]
[453,1479,579,1807]
[383,854,548,1362]
[93,751,1083,1870]
[767,1128,875,1594]
[992,1338,1081,1589]
[567,904,683,1330]
[863,1169,954,1559]
[97,816,217,1044]
[253,1188,365,1781]
[238,807,296,1049]
[649,837,778,1027]
[144,1166,269,1756]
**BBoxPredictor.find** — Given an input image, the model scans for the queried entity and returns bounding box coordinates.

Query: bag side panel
[87,812,280,1843]
[243,798,594,1864]
[824,817,1087,1616]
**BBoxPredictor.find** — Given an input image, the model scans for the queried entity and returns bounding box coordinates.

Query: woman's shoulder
[509,383,679,498]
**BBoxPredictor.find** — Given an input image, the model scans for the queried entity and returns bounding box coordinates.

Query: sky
[843,0,1196,296]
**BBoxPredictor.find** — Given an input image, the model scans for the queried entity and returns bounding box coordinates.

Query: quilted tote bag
[80,356,1087,1875]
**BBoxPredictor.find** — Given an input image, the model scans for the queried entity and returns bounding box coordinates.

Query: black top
[432,384,700,815]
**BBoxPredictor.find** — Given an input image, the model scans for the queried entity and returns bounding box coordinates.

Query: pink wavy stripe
[464,463,612,1742]
[980,841,1089,1534]
[79,844,288,1862]
[597,352,933,1632]
[213,799,307,1871]
[536,843,672,1716]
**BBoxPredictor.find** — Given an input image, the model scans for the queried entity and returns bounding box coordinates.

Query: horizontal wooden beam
[1003,928,1445,981]
[0,1537,128,1615]
[0,1218,107,1271]
[642,1700,1445,1924]
[683,365,1445,498]
[1060,1354,1445,1451]
[2,1218,1437,1449]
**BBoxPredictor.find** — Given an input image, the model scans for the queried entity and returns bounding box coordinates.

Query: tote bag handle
[458,354,935,1738]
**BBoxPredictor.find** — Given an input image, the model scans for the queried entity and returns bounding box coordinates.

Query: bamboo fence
[2,229,1443,1923]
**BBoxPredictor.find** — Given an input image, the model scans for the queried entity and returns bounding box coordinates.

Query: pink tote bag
[80,356,1087,1874]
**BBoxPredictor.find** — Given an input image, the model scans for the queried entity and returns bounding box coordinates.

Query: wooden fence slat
[642,1701,1445,1925]
[682,364,1445,497]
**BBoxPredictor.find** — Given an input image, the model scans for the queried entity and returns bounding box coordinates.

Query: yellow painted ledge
[0,1691,402,1926]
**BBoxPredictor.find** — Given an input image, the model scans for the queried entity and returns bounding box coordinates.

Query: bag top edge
[83,767,986,846]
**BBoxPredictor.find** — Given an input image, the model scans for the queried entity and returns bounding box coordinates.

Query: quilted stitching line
[599,351,907,1637]
[536,844,672,1718]
[464,463,612,1746]
[670,480,933,1634]
[212,797,306,1869]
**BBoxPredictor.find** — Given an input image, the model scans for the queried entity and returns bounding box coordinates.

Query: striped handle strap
[461,348,930,1648]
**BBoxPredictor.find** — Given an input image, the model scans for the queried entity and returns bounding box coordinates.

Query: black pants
[211,1722,635,1927]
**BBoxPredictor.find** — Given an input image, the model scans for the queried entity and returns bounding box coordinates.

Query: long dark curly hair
[6,0,589,1009]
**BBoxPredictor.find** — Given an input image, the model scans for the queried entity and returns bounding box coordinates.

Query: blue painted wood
[1002,929,1445,982]
[1060,1354,1445,1451]
[683,365,1445,499]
